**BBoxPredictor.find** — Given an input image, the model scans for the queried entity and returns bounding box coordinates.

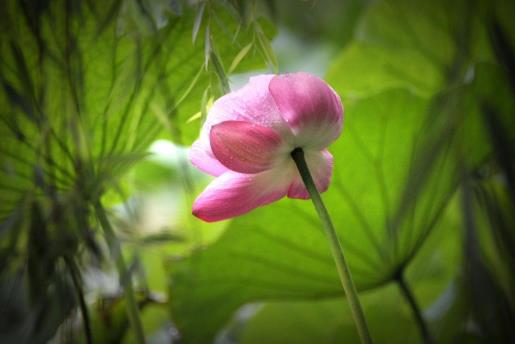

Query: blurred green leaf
[229,42,253,74]
[273,0,367,48]
[0,0,276,341]
[326,0,495,100]
[192,1,206,43]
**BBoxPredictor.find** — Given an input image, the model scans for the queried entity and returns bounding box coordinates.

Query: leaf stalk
[65,256,93,344]
[395,271,434,344]
[94,200,146,344]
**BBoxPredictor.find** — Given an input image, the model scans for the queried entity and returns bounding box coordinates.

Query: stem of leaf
[65,256,92,344]
[94,200,146,344]
[291,148,373,344]
[395,271,434,344]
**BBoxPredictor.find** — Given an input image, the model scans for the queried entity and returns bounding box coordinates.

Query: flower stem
[94,200,146,344]
[291,148,373,344]
[395,271,434,344]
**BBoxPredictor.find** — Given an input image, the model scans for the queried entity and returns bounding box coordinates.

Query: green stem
[396,272,434,344]
[291,148,373,344]
[65,256,92,344]
[94,200,146,344]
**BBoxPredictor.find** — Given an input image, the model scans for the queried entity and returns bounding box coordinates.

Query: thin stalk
[94,200,146,344]
[395,271,434,344]
[65,257,92,344]
[291,148,373,344]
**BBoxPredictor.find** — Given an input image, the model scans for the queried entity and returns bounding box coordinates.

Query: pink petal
[207,75,289,131]
[287,149,333,199]
[188,74,293,177]
[269,72,343,149]
[192,167,294,222]
[189,139,229,177]
[210,121,284,174]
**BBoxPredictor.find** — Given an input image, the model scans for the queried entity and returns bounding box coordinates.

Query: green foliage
[1,0,514,342]
[167,0,515,343]
[0,0,275,210]
[0,0,274,342]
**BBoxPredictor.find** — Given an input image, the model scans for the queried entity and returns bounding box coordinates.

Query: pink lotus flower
[189,73,343,222]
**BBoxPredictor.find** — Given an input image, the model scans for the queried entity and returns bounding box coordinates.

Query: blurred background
[0,0,514,343]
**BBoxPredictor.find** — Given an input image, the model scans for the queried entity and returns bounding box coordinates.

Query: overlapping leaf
[0,0,274,218]
[0,0,274,340]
